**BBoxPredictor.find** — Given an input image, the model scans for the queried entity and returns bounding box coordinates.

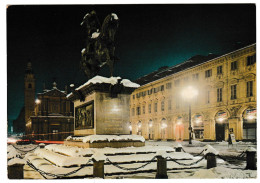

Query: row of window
[133,82,172,99]
[132,81,254,116]
[133,55,255,100]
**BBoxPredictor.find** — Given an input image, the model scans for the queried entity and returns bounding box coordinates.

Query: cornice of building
[136,43,256,90]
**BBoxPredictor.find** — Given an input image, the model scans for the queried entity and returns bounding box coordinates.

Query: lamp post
[181,86,198,144]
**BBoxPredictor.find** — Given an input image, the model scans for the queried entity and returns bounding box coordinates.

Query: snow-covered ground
[7,140,257,179]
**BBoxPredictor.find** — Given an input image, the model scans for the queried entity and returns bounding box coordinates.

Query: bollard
[203,145,218,169]
[175,143,183,152]
[91,152,106,179]
[175,147,182,152]
[206,153,216,169]
[93,160,105,178]
[39,143,45,149]
[245,147,256,170]
[8,158,26,179]
[155,155,168,179]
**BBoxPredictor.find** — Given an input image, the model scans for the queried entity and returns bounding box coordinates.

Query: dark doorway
[215,123,225,141]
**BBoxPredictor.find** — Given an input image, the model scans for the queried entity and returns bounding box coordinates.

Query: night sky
[7,4,256,132]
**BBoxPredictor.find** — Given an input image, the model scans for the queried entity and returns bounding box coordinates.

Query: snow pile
[176,143,182,148]
[156,150,168,158]
[91,152,106,161]
[34,149,91,167]
[45,144,83,157]
[66,135,145,143]
[8,158,26,166]
[111,13,118,20]
[203,145,219,155]
[7,147,21,159]
[81,48,86,53]
[244,146,256,152]
[191,167,257,179]
[91,32,100,39]
[45,144,174,157]
[120,79,140,88]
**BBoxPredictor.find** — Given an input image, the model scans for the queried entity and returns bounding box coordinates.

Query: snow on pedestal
[203,145,219,155]
[91,152,106,162]
[8,158,26,166]
[7,148,21,159]
[66,135,145,143]
[245,146,256,152]
[67,75,140,98]
[156,150,168,158]
[176,143,182,148]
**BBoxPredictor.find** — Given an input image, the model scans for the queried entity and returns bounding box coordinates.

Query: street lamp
[181,86,198,144]
[35,99,41,104]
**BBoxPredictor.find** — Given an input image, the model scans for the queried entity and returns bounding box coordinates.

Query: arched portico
[214,110,229,141]
[175,116,184,141]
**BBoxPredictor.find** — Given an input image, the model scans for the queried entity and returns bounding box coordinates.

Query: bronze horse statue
[80,11,119,79]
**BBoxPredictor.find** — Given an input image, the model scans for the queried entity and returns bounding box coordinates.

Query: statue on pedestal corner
[80,10,119,79]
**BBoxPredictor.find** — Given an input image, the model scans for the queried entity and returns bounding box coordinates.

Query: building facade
[25,82,74,141]
[23,63,74,141]
[130,44,256,142]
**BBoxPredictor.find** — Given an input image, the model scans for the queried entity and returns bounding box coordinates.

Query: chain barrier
[167,155,205,166]
[11,144,39,153]
[217,151,246,162]
[181,147,186,153]
[192,149,205,157]
[26,159,92,179]
[106,156,156,171]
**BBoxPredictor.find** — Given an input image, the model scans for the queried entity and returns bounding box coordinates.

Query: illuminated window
[148,104,151,113]
[166,82,172,89]
[217,65,223,75]
[205,69,212,78]
[154,103,158,112]
[231,85,237,100]
[217,88,222,102]
[247,54,256,66]
[231,61,238,70]
[137,107,141,115]
[247,81,253,97]
[161,101,165,111]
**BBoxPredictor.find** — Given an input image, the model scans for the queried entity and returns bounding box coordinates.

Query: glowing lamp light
[35,99,41,104]
[218,117,224,122]
[138,123,142,128]
[129,126,132,130]
[149,123,153,128]
[177,121,182,125]
[247,115,255,120]
[181,86,198,100]
[161,123,167,129]
[196,119,201,124]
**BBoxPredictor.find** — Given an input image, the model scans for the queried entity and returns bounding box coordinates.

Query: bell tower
[24,62,35,126]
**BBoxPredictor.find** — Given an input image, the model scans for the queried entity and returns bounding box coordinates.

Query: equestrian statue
[80,10,119,79]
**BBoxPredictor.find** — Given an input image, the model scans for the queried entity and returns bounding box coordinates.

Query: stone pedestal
[155,156,168,179]
[93,160,104,178]
[206,153,216,169]
[8,164,24,179]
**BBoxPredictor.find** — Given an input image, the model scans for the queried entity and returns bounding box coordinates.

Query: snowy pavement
[7,140,257,179]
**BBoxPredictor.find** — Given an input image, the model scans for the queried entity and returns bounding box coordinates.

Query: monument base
[64,135,145,148]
